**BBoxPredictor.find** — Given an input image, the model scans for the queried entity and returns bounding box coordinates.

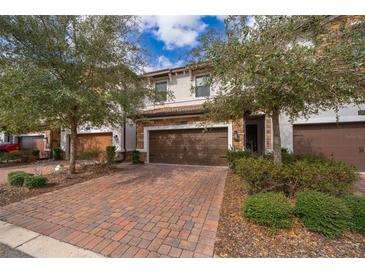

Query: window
[195,75,210,97]
[155,81,167,101]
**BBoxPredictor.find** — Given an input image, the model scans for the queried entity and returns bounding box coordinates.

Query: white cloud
[216,15,228,22]
[144,55,184,72]
[141,16,207,50]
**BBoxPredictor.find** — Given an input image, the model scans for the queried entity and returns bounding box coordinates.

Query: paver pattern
[0,164,227,257]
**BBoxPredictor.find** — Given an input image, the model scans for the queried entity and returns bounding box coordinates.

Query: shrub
[52,147,62,160]
[227,149,259,168]
[243,192,293,229]
[285,160,357,196]
[77,149,100,160]
[7,150,21,161]
[24,175,47,188]
[235,157,283,194]
[106,146,116,163]
[8,171,32,187]
[132,150,141,164]
[295,191,351,238]
[32,150,40,159]
[234,156,357,197]
[344,196,365,235]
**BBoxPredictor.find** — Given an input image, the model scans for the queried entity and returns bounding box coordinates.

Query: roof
[143,62,209,78]
[142,105,205,118]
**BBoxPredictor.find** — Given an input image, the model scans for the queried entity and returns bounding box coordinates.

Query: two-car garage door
[293,122,365,171]
[149,128,228,166]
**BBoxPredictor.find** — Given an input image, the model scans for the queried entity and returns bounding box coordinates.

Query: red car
[0,143,20,152]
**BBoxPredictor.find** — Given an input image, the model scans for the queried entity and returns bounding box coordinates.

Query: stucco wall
[145,72,220,110]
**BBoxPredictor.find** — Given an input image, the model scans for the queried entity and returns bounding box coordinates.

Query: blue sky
[139,16,226,72]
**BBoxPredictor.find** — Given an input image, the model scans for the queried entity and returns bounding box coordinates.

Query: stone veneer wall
[136,115,244,162]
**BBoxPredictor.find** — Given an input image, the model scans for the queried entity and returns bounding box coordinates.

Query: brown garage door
[19,135,45,155]
[149,128,228,166]
[293,122,365,171]
[76,132,113,159]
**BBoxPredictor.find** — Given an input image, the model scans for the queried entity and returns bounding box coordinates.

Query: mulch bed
[214,171,365,258]
[0,163,124,207]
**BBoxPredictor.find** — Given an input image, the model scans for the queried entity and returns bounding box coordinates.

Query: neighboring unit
[135,64,365,171]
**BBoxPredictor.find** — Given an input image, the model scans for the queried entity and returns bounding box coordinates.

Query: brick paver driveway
[0,164,227,257]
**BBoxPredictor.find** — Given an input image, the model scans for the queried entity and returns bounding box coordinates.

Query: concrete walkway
[0,220,103,257]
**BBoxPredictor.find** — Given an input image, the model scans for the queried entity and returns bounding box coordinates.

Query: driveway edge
[0,220,104,258]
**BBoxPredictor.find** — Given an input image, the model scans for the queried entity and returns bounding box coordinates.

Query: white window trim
[194,73,211,98]
[153,80,168,103]
[137,122,232,163]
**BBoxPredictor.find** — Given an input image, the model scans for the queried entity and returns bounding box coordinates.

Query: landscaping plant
[295,191,351,238]
[52,147,62,160]
[24,175,47,189]
[132,150,141,164]
[344,196,365,235]
[106,145,116,164]
[234,155,357,197]
[7,171,31,186]
[32,150,40,159]
[77,149,100,161]
[243,192,293,229]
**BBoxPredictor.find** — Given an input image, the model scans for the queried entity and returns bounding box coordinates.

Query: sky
[139,16,227,72]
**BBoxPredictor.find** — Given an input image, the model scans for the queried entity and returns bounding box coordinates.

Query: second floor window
[195,75,210,97]
[155,81,167,101]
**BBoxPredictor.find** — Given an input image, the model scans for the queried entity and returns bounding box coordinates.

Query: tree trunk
[69,122,77,174]
[271,110,282,163]
[123,114,127,161]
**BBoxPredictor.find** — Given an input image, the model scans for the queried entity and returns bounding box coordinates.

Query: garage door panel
[76,133,113,159]
[293,123,365,171]
[149,128,228,166]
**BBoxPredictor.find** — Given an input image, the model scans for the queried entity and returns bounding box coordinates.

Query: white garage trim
[138,123,232,163]
[294,115,365,125]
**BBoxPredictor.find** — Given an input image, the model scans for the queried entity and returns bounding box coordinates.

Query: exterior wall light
[233,130,240,141]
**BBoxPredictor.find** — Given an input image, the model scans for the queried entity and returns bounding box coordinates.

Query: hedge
[344,196,365,235]
[295,191,351,238]
[234,156,357,197]
[24,175,48,188]
[243,192,293,229]
[8,171,31,187]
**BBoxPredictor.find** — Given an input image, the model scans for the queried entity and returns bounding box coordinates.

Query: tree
[194,16,365,163]
[0,16,144,173]
[106,69,166,161]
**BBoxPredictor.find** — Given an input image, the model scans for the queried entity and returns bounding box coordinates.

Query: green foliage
[295,191,351,238]
[106,146,116,164]
[7,150,21,161]
[344,196,365,234]
[235,157,281,194]
[284,159,357,196]
[132,150,141,164]
[226,149,259,168]
[77,149,100,160]
[24,175,47,188]
[52,147,62,160]
[7,171,30,186]
[0,16,146,173]
[234,155,357,197]
[243,192,293,229]
[195,16,365,163]
[32,150,40,158]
